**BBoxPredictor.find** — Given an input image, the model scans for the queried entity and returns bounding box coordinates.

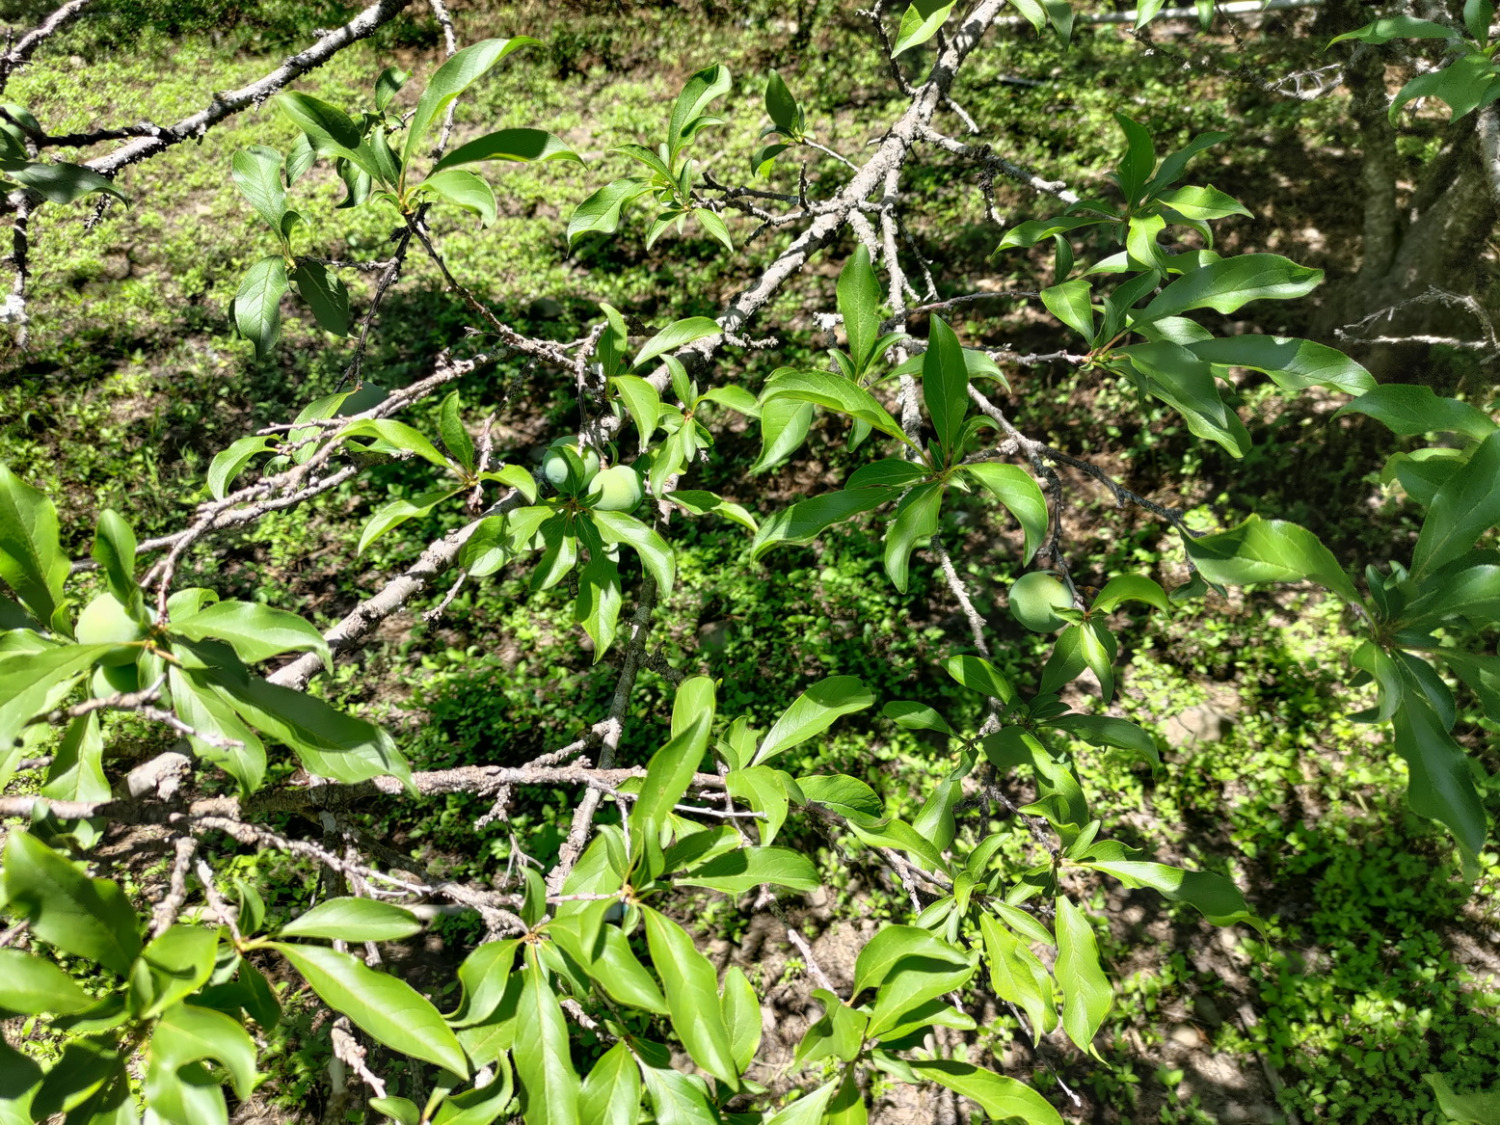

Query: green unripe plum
[588,464,644,512]
[76,593,145,664]
[541,440,601,492]
[1009,572,1072,633]
[99,661,140,694]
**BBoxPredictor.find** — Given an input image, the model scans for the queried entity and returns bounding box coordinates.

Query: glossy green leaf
[839,246,882,374]
[1424,1072,1500,1125]
[797,990,869,1066]
[677,846,819,894]
[882,700,956,734]
[1391,695,1487,870]
[277,898,421,942]
[923,315,970,460]
[415,168,498,225]
[433,128,581,173]
[339,419,451,469]
[215,676,409,786]
[1048,713,1160,769]
[579,1041,641,1125]
[1413,430,1500,578]
[289,261,350,336]
[883,481,942,593]
[629,707,712,845]
[1081,859,1254,926]
[152,1002,257,1099]
[568,177,649,244]
[635,316,722,368]
[1040,279,1095,345]
[766,1083,840,1125]
[1188,335,1375,397]
[760,369,913,447]
[512,952,581,1125]
[853,924,968,997]
[207,435,276,500]
[668,63,732,160]
[169,668,267,794]
[1183,514,1360,604]
[751,486,898,561]
[892,0,957,56]
[721,965,762,1073]
[1092,573,1168,613]
[404,37,539,164]
[796,773,884,817]
[11,161,127,205]
[978,913,1057,1042]
[2,831,140,974]
[0,463,68,630]
[232,254,287,360]
[1139,254,1322,322]
[270,942,467,1076]
[591,509,676,595]
[1330,15,1462,44]
[1118,340,1250,457]
[171,600,331,671]
[754,675,875,765]
[0,948,93,1015]
[1054,896,1112,1056]
[959,462,1048,562]
[231,145,285,229]
[643,906,741,1089]
[907,1060,1065,1125]
[1338,384,1496,440]
[41,712,110,807]
[128,924,217,1019]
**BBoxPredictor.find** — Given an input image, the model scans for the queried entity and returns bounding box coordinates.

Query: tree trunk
[1311,0,1500,372]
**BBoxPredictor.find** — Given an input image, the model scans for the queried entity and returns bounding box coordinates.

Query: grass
[2,2,1499,1122]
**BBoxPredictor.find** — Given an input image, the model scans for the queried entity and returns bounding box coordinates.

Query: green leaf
[1392,57,1498,122]
[0,948,93,1015]
[797,773,883,818]
[415,168,498,225]
[754,675,875,765]
[1187,335,1376,397]
[214,676,409,786]
[721,965,762,1073]
[1081,859,1254,926]
[207,435,276,500]
[289,261,350,337]
[610,375,661,449]
[169,668,267,793]
[1424,1073,1500,1125]
[1040,279,1095,345]
[998,215,1106,251]
[643,906,741,1089]
[943,653,1015,704]
[677,846,820,894]
[1330,15,1463,44]
[761,370,914,448]
[978,913,1058,1042]
[1155,184,1250,221]
[357,488,458,555]
[630,706,713,845]
[89,509,140,617]
[751,397,815,472]
[591,509,676,594]
[751,486,899,561]
[1117,341,1250,458]
[11,161,127,205]
[1049,714,1160,769]
[1092,573,1168,613]
[1183,514,1359,604]
[1467,0,1496,42]
[270,942,468,1077]
[883,482,943,593]
[867,948,974,1038]
[838,246,882,374]
[959,462,1048,562]
[171,600,331,672]
[2,832,140,974]
[579,1042,641,1125]
[404,37,539,165]
[635,316,722,368]
[766,1083,840,1125]
[695,208,734,252]
[1054,896,1112,1056]
[371,1097,422,1125]
[1139,254,1323,322]
[433,128,582,173]
[568,177,649,244]
[437,392,475,473]
[923,315,970,460]
[1112,113,1156,204]
[277,898,422,942]
[152,1002,258,1099]
[233,255,288,360]
[907,1060,1065,1125]
[231,145,286,229]
[128,924,217,1019]
[0,644,111,785]
[853,925,967,997]
[41,712,110,809]
[765,69,801,133]
[668,63,732,161]
[339,419,452,469]
[1413,431,1500,578]
[665,490,758,533]
[1337,385,1496,440]
[512,951,581,1125]
[575,555,623,658]
[883,700,956,734]
[639,1056,722,1125]
[1391,695,1487,870]
[892,0,957,57]
[275,93,379,180]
